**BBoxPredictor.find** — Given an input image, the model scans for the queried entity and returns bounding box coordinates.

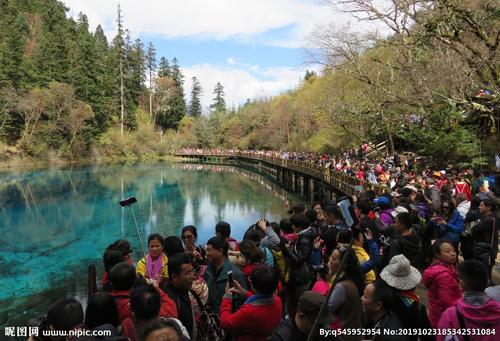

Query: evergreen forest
[0,0,498,167]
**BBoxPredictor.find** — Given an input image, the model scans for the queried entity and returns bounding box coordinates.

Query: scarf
[398,290,420,308]
[146,254,163,280]
[244,293,273,304]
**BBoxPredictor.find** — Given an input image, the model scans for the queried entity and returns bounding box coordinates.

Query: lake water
[0,162,297,325]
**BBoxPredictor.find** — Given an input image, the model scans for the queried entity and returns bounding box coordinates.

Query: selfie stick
[119,197,146,258]
[306,236,355,341]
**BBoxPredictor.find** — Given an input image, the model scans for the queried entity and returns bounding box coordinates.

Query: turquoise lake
[0,162,297,325]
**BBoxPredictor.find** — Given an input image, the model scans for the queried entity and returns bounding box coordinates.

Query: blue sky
[62,0,361,110]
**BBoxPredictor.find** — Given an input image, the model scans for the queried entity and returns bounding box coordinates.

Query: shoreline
[0,155,181,172]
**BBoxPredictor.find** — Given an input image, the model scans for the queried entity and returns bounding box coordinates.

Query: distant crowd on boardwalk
[26,148,500,341]
[178,148,500,194]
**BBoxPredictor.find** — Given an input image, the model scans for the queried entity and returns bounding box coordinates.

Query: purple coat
[379,208,394,226]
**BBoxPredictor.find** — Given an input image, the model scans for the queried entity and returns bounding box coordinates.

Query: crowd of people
[29,174,500,341]
[26,148,500,341]
[177,148,500,191]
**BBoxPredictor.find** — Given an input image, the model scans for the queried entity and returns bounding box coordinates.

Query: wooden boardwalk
[174,152,387,199]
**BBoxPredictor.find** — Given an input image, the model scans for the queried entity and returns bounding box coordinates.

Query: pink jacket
[437,296,500,341]
[423,262,463,327]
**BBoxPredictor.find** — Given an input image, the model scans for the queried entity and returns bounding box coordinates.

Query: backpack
[190,290,225,341]
[261,246,274,267]
[271,248,290,284]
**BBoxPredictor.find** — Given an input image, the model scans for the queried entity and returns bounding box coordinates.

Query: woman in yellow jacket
[136,233,169,285]
[338,228,379,284]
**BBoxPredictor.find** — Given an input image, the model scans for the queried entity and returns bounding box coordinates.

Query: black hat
[298,291,335,325]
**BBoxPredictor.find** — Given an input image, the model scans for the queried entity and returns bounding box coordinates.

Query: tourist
[109,262,177,323]
[283,213,315,319]
[327,244,364,340]
[238,239,265,278]
[425,178,441,211]
[162,253,197,339]
[109,239,134,264]
[267,291,335,341]
[102,248,125,291]
[437,260,500,341]
[243,219,281,266]
[143,319,189,341]
[279,218,296,242]
[380,255,431,341]
[46,299,84,340]
[163,236,185,258]
[320,205,347,255]
[136,234,169,285]
[388,212,421,266]
[287,202,306,215]
[216,221,240,251]
[101,239,133,287]
[430,198,464,245]
[85,292,120,330]
[181,225,206,264]
[110,262,140,322]
[454,175,472,201]
[373,196,394,229]
[121,285,187,341]
[361,279,409,340]
[423,240,463,327]
[456,193,471,219]
[204,236,247,312]
[220,265,282,341]
[337,228,378,284]
[471,199,498,279]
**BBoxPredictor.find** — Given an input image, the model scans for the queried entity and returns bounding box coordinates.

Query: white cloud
[226,57,236,65]
[62,0,346,47]
[182,63,318,112]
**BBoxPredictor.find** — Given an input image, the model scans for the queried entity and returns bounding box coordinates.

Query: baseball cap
[298,291,335,325]
[391,206,409,218]
[374,196,391,206]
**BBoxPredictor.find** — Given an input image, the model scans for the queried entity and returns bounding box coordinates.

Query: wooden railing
[175,152,388,196]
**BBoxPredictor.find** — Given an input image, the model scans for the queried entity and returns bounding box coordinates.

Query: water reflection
[0,162,297,324]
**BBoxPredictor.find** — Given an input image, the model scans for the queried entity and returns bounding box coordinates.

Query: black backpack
[190,290,225,341]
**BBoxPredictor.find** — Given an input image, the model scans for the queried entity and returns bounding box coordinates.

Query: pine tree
[210,82,226,112]
[146,42,156,121]
[154,57,186,130]
[34,1,70,85]
[115,4,126,135]
[170,57,186,123]
[0,11,29,89]
[68,13,99,105]
[189,76,202,117]
[123,30,138,129]
[129,38,146,106]
[93,24,113,130]
[158,57,171,78]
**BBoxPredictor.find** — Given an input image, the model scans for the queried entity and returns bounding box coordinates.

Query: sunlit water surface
[0,162,297,325]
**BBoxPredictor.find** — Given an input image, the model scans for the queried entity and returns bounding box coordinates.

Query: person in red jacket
[423,240,463,327]
[454,176,472,201]
[109,262,177,323]
[437,260,500,341]
[220,265,282,341]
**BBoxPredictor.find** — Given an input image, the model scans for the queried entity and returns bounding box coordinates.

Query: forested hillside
[0,0,187,162]
[176,0,499,166]
[0,0,498,167]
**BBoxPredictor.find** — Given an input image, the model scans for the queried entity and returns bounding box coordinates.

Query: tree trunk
[120,56,124,136]
[387,131,394,156]
[149,71,153,126]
